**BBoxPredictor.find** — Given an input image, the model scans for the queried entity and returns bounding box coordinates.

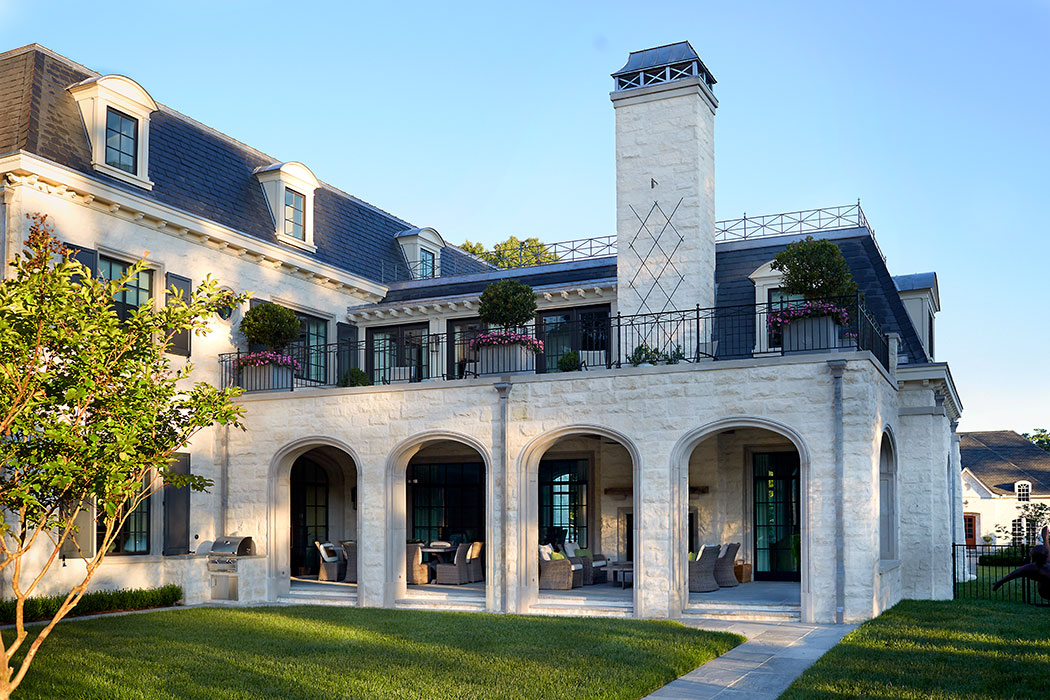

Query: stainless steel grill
[207,536,254,600]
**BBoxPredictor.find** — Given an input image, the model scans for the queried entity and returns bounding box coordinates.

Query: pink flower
[233,351,302,371]
[468,331,544,354]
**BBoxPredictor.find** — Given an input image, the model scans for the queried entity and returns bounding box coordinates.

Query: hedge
[978,547,1029,567]
[0,584,182,624]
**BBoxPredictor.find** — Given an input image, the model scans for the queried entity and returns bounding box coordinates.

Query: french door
[753,451,801,581]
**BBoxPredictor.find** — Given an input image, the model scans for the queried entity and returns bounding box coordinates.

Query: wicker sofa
[538,544,582,589]
[561,542,609,585]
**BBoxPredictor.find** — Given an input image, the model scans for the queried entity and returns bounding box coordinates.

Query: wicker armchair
[315,541,346,582]
[436,543,472,585]
[468,541,484,583]
[714,542,740,587]
[340,541,358,583]
[689,544,721,592]
[406,543,429,584]
[562,542,608,585]
[539,545,582,589]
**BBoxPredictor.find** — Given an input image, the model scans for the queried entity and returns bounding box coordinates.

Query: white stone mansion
[0,42,963,624]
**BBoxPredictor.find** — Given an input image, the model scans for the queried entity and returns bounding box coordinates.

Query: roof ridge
[968,433,1050,490]
[0,43,100,80]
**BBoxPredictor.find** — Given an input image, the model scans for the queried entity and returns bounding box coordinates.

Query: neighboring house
[960,431,1050,546]
[0,41,963,624]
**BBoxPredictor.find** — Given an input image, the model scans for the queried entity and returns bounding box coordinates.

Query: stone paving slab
[643,619,855,700]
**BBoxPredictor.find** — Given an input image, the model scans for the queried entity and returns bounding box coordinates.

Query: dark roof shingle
[961,431,1050,496]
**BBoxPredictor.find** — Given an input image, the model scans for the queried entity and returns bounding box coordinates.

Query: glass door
[367,323,429,384]
[753,451,801,581]
[536,305,609,373]
[290,458,328,576]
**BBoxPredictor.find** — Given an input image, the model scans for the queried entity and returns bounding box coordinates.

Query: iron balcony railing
[219,296,888,393]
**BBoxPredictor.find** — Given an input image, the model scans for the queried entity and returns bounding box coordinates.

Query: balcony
[219,297,889,393]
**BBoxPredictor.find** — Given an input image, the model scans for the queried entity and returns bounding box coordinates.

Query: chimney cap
[611,41,716,92]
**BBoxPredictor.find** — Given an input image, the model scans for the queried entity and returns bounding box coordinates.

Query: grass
[4,606,741,700]
[953,564,1039,603]
[782,599,1050,699]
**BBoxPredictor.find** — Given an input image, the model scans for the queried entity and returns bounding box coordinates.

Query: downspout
[220,425,230,536]
[827,360,847,624]
[493,381,513,613]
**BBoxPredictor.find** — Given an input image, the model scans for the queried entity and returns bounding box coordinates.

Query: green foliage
[993,502,1050,544]
[0,585,182,624]
[977,547,1030,567]
[10,607,742,700]
[338,368,372,387]
[0,214,249,696]
[239,302,300,351]
[627,343,662,366]
[477,279,537,328]
[557,351,581,372]
[460,236,560,269]
[665,344,685,365]
[1023,428,1050,453]
[770,236,858,300]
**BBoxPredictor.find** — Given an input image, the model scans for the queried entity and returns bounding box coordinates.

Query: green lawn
[5,606,741,700]
[782,599,1050,699]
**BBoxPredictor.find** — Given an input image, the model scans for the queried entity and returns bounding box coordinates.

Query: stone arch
[267,436,362,600]
[383,431,493,608]
[670,416,812,618]
[516,424,643,613]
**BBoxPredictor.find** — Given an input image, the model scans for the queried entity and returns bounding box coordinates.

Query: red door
[964,514,977,549]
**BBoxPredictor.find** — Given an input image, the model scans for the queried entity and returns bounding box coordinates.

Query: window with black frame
[105,107,138,174]
[99,476,150,555]
[408,462,484,544]
[537,305,609,373]
[290,458,328,575]
[766,288,805,349]
[368,323,428,384]
[98,255,153,322]
[539,459,589,547]
[447,318,487,379]
[287,312,328,384]
[419,249,436,279]
[284,188,306,240]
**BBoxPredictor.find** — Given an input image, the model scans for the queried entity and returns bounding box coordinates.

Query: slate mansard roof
[960,431,1050,497]
[0,44,486,285]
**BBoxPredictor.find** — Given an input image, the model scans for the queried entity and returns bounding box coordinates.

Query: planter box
[476,343,535,375]
[240,363,294,391]
[782,316,840,352]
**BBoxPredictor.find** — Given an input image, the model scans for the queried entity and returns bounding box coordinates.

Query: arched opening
[879,432,898,561]
[387,435,491,610]
[677,420,807,619]
[523,429,639,615]
[268,439,360,604]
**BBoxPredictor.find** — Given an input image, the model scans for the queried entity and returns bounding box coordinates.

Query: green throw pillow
[550,552,566,560]
[688,551,696,561]
[575,548,592,558]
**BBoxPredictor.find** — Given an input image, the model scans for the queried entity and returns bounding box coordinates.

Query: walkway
[644,619,854,700]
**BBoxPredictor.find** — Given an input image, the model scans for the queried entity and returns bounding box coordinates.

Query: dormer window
[284,189,306,240]
[394,227,445,281]
[68,74,157,189]
[1016,481,1031,502]
[105,108,138,174]
[254,162,320,252]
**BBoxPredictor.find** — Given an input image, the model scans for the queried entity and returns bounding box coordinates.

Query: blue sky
[3,1,1048,432]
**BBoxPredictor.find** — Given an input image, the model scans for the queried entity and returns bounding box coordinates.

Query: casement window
[367,323,429,384]
[284,189,306,240]
[163,453,191,556]
[419,248,436,280]
[98,255,153,322]
[407,461,484,545]
[99,476,150,556]
[165,273,192,357]
[539,459,589,548]
[1012,517,1032,546]
[1015,481,1031,502]
[287,310,329,384]
[105,108,138,175]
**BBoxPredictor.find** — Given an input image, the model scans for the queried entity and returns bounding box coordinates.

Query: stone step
[394,598,486,613]
[528,603,633,618]
[277,593,358,606]
[682,607,800,622]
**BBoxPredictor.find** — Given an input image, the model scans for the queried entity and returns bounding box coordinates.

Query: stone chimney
[611,42,718,317]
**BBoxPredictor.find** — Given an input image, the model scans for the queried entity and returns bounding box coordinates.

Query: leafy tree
[0,214,248,699]
[478,279,537,328]
[459,236,560,269]
[770,236,858,300]
[239,302,300,351]
[994,502,1050,544]
[1023,428,1050,453]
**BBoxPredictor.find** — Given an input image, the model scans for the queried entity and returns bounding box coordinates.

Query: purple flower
[234,351,302,371]
[468,331,544,354]
[767,301,851,333]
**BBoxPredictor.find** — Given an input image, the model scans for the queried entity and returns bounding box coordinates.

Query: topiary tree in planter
[767,236,860,352]
[477,279,537,329]
[235,303,303,389]
[469,280,542,374]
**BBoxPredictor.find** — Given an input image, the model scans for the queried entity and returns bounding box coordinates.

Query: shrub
[665,344,686,364]
[978,547,1030,567]
[627,343,662,366]
[0,584,183,624]
[339,368,372,387]
[239,303,301,351]
[558,351,581,372]
[769,236,858,300]
[478,280,537,328]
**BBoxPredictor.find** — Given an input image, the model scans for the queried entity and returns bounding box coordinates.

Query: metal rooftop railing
[387,203,875,282]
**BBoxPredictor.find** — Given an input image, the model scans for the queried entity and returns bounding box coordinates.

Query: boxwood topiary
[558,350,581,372]
[478,279,537,328]
[239,302,301,351]
[769,235,858,300]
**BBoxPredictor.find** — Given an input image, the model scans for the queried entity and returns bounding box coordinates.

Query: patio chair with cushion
[315,541,347,582]
[714,542,740,587]
[689,544,721,592]
[339,540,358,583]
[539,544,582,589]
[468,541,484,583]
[406,543,430,584]
[436,543,472,585]
[563,542,608,585]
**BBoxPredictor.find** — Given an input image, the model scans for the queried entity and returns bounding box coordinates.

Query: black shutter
[65,244,97,284]
[163,453,191,556]
[165,273,193,357]
[337,322,359,383]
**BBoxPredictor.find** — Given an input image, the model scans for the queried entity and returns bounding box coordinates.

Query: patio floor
[688,581,801,606]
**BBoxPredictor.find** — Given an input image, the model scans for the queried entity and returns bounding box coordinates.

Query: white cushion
[538,544,553,561]
[431,540,451,548]
[591,560,607,568]
[570,563,583,571]
[563,542,578,557]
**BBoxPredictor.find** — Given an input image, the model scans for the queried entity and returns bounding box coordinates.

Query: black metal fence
[219,297,890,392]
[952,543,1049,606]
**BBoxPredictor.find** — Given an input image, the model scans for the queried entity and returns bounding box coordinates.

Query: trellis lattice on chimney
[626,199,686,314]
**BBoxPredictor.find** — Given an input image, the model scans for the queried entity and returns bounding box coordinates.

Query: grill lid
[210,536,254,556]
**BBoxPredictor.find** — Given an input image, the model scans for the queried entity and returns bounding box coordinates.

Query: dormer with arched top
[68,74,158,189]
[253,162,321,252]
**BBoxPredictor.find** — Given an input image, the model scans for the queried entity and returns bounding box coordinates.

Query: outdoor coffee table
[607,563,633,589]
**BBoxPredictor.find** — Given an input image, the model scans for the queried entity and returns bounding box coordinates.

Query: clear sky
[2,1,1047,433]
